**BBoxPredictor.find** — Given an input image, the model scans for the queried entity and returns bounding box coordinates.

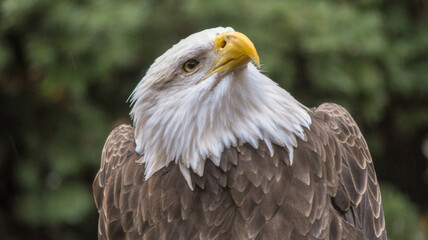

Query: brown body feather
[93,103,387,240]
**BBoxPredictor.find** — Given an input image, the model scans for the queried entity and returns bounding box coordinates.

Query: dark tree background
[1,0,427,239]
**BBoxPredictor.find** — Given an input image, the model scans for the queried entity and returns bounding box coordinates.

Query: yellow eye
[183,59,199,73]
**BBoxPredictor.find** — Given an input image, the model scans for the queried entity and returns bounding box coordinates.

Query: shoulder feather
[93,124,141,239]
[314,103,387,240]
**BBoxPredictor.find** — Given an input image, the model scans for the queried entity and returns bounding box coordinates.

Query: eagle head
[130,27,310,188]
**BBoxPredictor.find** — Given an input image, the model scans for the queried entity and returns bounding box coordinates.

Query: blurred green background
[1,0,427,239]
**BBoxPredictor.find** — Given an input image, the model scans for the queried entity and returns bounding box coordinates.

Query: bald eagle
[93,27,387,240]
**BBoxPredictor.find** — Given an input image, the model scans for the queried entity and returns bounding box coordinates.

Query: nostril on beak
[220,40,226,49]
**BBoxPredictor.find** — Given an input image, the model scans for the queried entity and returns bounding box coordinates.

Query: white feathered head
[130,27,310,188]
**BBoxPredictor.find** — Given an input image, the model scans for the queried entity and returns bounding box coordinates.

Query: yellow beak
[206,31,260,79]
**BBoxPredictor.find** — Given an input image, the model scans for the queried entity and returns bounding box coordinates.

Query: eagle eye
[183,59,199,73]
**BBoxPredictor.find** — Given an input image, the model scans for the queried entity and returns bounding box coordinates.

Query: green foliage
[381,184,425,240]
[16,182,92,225]
[1,0,427,239]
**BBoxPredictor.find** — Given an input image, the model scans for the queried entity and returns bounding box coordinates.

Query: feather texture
[93,103,387,240]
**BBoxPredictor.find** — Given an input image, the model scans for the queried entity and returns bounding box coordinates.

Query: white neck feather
[130,64,311,187]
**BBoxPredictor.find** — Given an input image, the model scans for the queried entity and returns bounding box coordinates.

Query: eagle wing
[313,103,387,240]
[93,125,143,239]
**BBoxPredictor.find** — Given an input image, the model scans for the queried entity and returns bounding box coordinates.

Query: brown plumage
[93,103,387,240]
[93,27,387,239]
